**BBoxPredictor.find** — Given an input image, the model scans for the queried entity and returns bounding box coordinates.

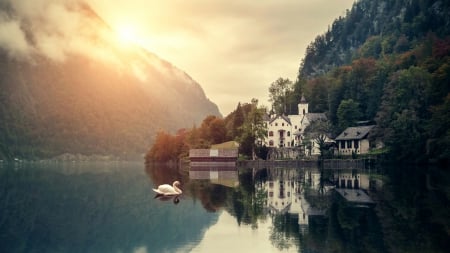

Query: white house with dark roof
[264,96,327,152]
[335,125,375,155]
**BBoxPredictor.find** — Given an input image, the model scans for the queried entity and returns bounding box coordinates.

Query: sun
[115,24,141,46]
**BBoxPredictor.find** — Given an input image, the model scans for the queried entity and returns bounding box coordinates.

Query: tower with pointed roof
[263,94,329,154]
[298,95,308,115]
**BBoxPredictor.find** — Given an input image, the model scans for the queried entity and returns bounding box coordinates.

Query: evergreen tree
[232,103,245,139]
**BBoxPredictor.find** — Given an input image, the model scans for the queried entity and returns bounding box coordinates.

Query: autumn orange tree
[146,115,232,163]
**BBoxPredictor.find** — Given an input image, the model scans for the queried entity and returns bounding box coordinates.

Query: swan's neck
[173,183,182,194]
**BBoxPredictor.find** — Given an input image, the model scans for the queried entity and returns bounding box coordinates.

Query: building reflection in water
[189,166,239,188]
[260,167,383,234]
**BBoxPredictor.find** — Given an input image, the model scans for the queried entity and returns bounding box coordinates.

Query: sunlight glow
[115,23,142,46]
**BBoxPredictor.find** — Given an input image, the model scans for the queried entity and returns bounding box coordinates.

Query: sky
[86,0,356,115]
[0,0,355,116]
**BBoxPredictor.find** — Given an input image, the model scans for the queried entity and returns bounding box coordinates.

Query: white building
[264,168,327,231]
[264,96,327,154]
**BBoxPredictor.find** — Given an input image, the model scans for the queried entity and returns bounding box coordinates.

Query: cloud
[0,0,354,114]
[0,16,31,58]
[0,0,118,63]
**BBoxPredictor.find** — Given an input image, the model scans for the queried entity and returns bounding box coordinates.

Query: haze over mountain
[0,0,220,159]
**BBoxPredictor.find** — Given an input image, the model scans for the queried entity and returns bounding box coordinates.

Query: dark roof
[335,125,375,141]
[305,113,327,122]
[269,114,291,125]
[300,95,307,103]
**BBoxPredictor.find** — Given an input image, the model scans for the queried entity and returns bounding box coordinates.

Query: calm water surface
[0,161,448,253]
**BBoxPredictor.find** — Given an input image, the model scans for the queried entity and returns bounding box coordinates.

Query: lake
[0,161,448,253]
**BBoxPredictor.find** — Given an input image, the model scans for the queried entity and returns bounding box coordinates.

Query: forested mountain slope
[0,0,220,160]
[300,0,450,78]
[295,0,450,162]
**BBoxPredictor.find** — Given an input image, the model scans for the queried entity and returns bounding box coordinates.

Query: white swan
[153,181,182,196]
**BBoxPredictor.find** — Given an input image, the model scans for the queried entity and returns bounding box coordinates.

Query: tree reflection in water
[146,164,449,253]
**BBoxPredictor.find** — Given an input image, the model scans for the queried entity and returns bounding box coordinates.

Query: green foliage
[427,94,450,162]
[300,0,450,79]
[268,78,293,114]
[293,0,450,162]
[148,0,450,163]
[337,99,362,131]
[230,103,245,139]
[238,99,267,158]
[147,98,268,162]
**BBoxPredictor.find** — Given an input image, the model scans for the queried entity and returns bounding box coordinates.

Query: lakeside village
[189,96,383,210]
[190,95,380,169]
[189,96,381,211]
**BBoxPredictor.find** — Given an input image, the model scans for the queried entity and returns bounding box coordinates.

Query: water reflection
[0,162,447,253]
[154,194,181,204]
[179,163,448,253]
[0,162,218,253]
[260,167,385,252]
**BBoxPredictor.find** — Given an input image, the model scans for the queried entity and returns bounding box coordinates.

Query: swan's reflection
[154,194,181,204]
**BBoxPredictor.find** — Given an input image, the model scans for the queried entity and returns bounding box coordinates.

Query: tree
[146,130,177,162]
[238,99,267,159]
[198,115,226,144]
[268,78,293,115]
[208,117,227,144]
[231,103,245,139]
[427,94,450,163]
[375,67,431,160]
[305,77,329,113]
[337,99,362,131]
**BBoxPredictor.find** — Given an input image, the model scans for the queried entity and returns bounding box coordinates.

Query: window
[282,123,284,126]
[287,131,290,137]
[275,123,278,126]
[295,125,297,129]
[347,179,352,189]
[354,140,359,149]
[340,141,345,149]
[347,140,352,149]
[269,140,274,146]
[354,179,359,189]
[269,131,273,137]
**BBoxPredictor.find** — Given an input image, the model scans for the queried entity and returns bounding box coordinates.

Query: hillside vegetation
[286,0,450,163]
[146,100,267,163]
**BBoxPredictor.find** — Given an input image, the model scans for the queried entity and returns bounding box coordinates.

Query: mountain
[0,0,220,160]
[299,0,450,79]
[287,0,450,163]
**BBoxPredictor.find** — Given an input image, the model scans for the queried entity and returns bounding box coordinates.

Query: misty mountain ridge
[0,0,220,159]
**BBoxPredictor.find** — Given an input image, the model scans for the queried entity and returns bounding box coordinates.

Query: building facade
[335,125,375,155]
[264,97,327,155]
